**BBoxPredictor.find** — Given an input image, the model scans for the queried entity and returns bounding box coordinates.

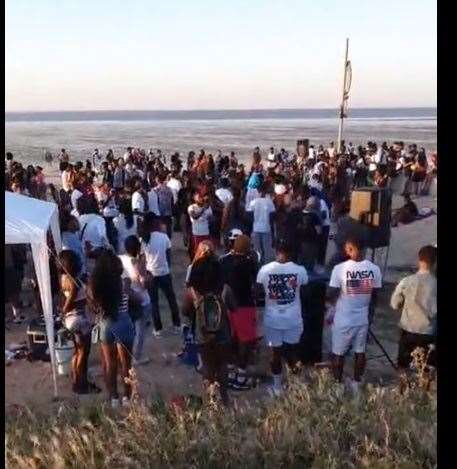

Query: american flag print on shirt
[345,270,375,295]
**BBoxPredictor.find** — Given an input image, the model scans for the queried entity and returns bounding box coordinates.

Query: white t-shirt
[167,178,182,204]
[215,188,233,206]
[329,259,382,328]
[328,147,336,158]
[142,231,172,276]
[118,254,150,306]
[308,147,315,160]
[113,214,138,254]
[257,261,308,329]
[78,213,108,249]
[247,197,276,233]
[188,204,213,236]
[147,190,161,216]
[132,191,145,213]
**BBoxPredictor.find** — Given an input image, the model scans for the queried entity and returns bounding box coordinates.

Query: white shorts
[332,324,368,356]
[264,325,303,348]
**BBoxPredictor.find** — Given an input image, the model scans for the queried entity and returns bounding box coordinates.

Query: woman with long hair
[87,251,135,407]
[58,249,100,394]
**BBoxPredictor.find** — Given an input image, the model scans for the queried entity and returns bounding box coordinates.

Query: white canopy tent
[5,191,62,397]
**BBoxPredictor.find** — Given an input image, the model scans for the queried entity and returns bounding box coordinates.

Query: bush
[6,367,436,469]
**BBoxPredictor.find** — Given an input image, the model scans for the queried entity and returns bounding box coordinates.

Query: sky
[5,0,437,112]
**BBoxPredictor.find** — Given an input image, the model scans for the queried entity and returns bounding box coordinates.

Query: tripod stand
[367,328,398,371]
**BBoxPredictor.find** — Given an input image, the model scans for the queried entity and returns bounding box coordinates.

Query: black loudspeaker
[349,187,392,249]
[299,278,328,365]
[297,139,309,158]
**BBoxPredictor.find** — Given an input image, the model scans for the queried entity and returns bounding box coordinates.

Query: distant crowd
[4,140,437,406]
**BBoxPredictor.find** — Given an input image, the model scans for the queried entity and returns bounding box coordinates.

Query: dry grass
[6,352,436,469]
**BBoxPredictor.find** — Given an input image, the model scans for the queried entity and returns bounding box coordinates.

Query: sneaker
[111,398,120,409]
[152,329,162,338]
[122,396,130,407]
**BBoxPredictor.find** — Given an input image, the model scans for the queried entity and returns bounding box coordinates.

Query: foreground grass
[6,368,436,469]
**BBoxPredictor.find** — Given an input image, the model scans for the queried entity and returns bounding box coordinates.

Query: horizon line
[5,106,437,114]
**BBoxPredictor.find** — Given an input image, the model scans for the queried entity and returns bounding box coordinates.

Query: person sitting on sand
[390,245,437,371]
[391,194,419,227]
[87,251,135,408]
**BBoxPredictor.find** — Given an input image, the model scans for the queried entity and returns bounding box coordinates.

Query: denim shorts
[95,312,135,347]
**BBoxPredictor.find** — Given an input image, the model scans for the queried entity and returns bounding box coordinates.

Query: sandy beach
[4,164,437,413]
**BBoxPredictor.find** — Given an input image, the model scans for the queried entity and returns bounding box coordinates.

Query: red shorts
[228,307,257,343]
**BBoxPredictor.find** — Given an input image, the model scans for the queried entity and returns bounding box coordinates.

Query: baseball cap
[228,228,243,240]
[233,234,251,255]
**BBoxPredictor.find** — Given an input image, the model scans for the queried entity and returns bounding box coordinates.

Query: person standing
[58,250,100,395]
[155,173,174,239]
[246,182,276,265]
[327,237,382,394]
[87,251,135,408]
[188,191,213,260]
[119,236,151,365]
[220,234,258,390]
[141,213,181,336]
[390,245,437,370]
[256,240,309,397]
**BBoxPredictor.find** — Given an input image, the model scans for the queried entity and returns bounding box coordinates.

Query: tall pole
[337,38,349,154]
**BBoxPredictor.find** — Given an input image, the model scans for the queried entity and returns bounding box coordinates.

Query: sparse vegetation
[6,351,436,469]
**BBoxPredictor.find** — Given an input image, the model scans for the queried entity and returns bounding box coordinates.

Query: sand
[5,164,437,414]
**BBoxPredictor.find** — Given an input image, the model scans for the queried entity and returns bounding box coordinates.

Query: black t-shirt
[219,252,258,307]
[188,256,223,296]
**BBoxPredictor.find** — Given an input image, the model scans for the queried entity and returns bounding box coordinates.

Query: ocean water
[5,108,437,165]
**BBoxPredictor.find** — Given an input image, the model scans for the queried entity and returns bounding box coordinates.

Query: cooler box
[27,317,51,361]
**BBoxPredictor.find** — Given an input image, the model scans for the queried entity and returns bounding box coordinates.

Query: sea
[5,108,437,166]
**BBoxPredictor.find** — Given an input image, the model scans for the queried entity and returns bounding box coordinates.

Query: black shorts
[397,329,436,369]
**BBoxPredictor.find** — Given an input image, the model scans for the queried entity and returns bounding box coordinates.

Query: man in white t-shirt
[327,141,336,158]
[247,183,276,265]
[215,177,233,207]
[188,192,213,259]
[256,240,308,397]
[142,214,181,336]
[266,147,276,169]
[327,237,382,392]
[166,170,182,205]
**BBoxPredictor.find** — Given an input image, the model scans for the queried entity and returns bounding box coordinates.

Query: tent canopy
[5,191,62,397]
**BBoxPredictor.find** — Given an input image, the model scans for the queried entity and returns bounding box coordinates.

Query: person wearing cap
[246,182,276,265]
[256,239,308,397]
[219,234,259,390]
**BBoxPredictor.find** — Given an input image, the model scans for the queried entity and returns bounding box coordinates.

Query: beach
[5,108,436,166]
[5,186,437,412]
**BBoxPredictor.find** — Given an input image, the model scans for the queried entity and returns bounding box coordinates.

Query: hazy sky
[6,0,436,112]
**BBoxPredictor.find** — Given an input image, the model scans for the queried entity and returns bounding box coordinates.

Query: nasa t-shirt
[329,259,382,328]
[257,261,308,330]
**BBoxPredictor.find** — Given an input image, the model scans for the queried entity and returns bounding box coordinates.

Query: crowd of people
[4,140,437,407]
